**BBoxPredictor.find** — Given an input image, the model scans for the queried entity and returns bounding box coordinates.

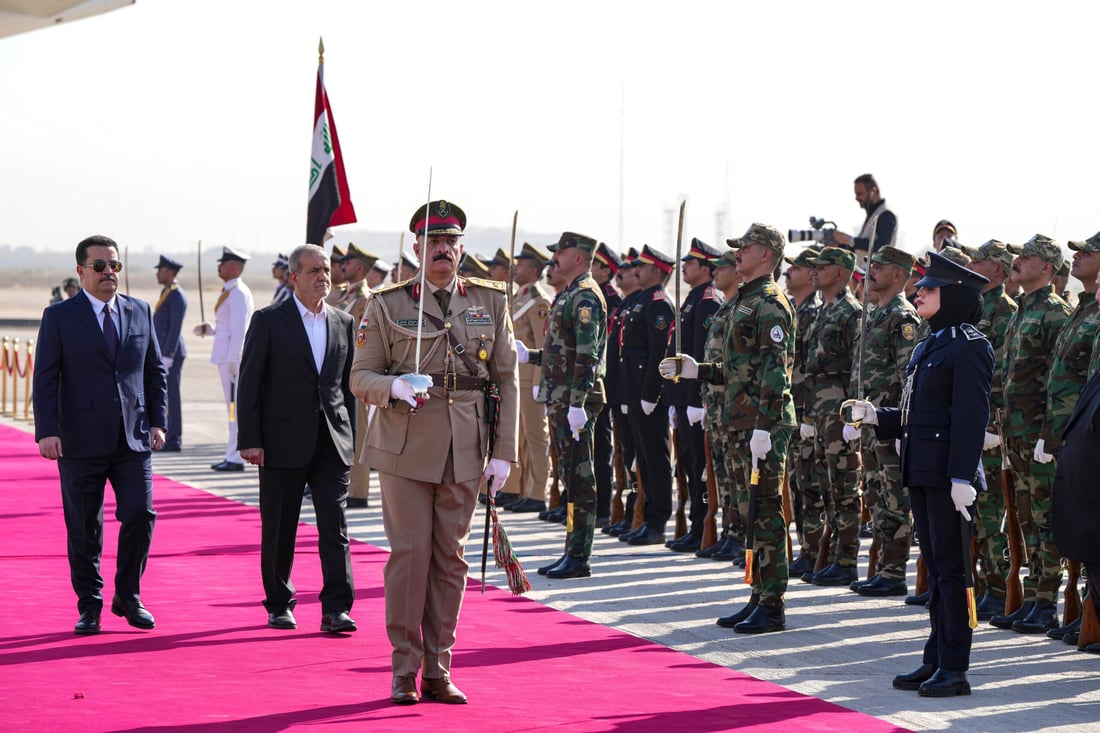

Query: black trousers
[164,356,184,449]
[909,485,972,671]
[58,422,156,613]
[593,400,614,519]
[673,406,708,537]
[628,401,672,532]
[259,421,354,615]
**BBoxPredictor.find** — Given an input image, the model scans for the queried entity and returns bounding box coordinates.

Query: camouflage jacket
[1044,292,1100,447]
[530,272,607,407]
[1001,284,1071,439]
[850,292,921,408]
[791,293,820,420]
[696,274,796,432]
[804,289,862,419]
[977,285,1018,429]
[701,297,737,431]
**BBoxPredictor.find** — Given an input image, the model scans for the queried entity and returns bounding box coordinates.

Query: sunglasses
[84,259,123,273]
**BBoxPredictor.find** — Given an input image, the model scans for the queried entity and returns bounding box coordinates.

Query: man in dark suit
[236,243,357,633]
[33,235,168,635]
[152,255,188,451]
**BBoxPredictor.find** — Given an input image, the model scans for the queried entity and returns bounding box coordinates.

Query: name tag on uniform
[737,305,753,316]
[397,319,424,329]
[464,306,493,326]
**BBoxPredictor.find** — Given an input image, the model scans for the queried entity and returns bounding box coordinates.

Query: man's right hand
[193,321,214,337]
[658,355,698,380]
[38,437,62,461]
[390,375,427,408]
[515,340,529,364]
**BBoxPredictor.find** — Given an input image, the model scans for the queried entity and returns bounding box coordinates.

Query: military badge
[579,306,592,324]
[703,316,713,330]
[901,323,916,341]
[537,306,549,320]
[464,306,493,326]
[355,328,367,348]
[770,325,785,343]
[654,315,668,330]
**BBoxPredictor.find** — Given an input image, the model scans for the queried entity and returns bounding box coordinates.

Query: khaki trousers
[501,385,550,501]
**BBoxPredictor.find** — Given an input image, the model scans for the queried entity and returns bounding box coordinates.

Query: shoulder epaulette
[960,323,985,341]
[465,277,507,292]
[652,290,666,302]
[762,282,778,296]
[373,279,411,296]
[702,285,718,300]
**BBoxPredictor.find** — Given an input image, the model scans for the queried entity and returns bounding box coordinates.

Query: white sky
[2,0,1099,262]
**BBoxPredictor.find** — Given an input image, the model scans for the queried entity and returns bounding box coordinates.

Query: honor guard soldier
[326,245,350,306]
[339,243,381,508]
[617,245,677,545]
[591,243,623,524]
[991,235,1071,634]
[802,246,863,584]
[458,252,490,278]
[368,259,392,290]
[487,248,512,284]
[153,255,188,452]
[846,246,922,597]
[661,224,797,633]
[966,240,1019,620]
[518,232,607,577]
[395,251,420,283]
[350,199,518,705]
[666,238,723,553]
[271,253,292,305]
[501,243,554,513]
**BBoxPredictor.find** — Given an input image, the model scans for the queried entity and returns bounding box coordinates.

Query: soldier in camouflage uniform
[518,232,607,579]
[991,235,1072,634]
[782,247,821,575]
[661,223,797,634]
[802,247,863,586]
[966,240,1019,620]
[846,246,922,596]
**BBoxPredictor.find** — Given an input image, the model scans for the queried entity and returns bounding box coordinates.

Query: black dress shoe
[712,536,744,561]
[812,563,858,586]
[892,663,936,690]
[320,611,357,633]
[211,460,245,472]
[111,595,155,629]
[668,535,702,553]
[1083,642,1100,654]
[854,575,908,597]
[545,555,591,579]
[975,593,1005,621]
[618,524,645,542]
[918,669,971,697]
[494,493,522,509]
[627,526,667,546]
[788,553,813,576]
[716,595,759,628]
[346,497,368,508]
[595,516,611,529]
[537,554,567,576]
[695,539,723,558]
[268,608,297,629]
[734,603,785,634]
[74,609,101,635]
[1047,615,1081,640]
[546,506,567,523]
[160,444,181,452]
[1012,600,1058,634]
[508,498,547,513]
[990,600,1034,629]
[1064,630,1080,645]
[905,590,932,607]
[605,518,631,536]
[850,574,874,591]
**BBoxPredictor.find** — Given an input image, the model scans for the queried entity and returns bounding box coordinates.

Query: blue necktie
[103,304,119,361]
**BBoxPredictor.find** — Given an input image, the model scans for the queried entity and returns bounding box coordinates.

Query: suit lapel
[319,308,342,378]
[280,298,317,373]
[117,295,133,354]
[77,291,114,361]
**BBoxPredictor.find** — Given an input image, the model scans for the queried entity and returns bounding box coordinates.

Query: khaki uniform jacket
[512,281,551,388]
[350,276,519,484]
[345,280,371,325]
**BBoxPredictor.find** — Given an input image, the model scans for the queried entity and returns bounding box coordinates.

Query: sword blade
[674,200,685,354]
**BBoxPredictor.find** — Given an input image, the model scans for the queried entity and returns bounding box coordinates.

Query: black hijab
[926,283,983,333]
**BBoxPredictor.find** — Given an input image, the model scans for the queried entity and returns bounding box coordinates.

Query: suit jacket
[350,277,519,485]
[153,283,188,360]
[33,290,168,457]
[236,297,356,468]
[1052,370,1100,564]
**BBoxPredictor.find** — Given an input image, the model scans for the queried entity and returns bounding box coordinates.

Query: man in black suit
[236,244,357,633]
[33,235,168,635]
[152,255,188,451]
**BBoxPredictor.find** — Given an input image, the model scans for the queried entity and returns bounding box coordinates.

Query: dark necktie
[102,303,119,361]
[434,289,451,316]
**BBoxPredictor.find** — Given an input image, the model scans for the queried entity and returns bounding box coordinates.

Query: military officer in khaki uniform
[501,242,553,513]
[350,200,518,706]
[339,243,380,508]
[326,245,350,307]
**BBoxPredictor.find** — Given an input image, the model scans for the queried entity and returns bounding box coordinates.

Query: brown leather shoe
[421,674,467,704]
[390,673,419,705]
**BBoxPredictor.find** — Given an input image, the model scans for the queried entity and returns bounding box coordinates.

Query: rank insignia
[579,306,592,324]
[901,323,916,341]
[654,315,668,330]
[770,325,785,343]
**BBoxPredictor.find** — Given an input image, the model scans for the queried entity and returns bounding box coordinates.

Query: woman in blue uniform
[850,251,994,697]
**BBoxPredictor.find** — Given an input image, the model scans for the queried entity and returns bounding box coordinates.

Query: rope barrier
[1,337,35,420]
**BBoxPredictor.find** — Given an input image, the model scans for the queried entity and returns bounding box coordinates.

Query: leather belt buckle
[444,373,458,393]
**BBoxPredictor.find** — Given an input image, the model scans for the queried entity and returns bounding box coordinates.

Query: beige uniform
[344,280,372,502]
[350,275,518,678]
[502,281,552,500]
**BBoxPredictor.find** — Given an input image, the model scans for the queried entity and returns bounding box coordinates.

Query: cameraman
[831,173,897,257]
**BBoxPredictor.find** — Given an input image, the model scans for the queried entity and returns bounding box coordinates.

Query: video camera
[788,217,839,246]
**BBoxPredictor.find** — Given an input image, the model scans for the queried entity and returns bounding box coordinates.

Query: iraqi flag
[307,61,356,244]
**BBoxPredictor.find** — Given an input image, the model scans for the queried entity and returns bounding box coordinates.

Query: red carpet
[0,424,909,732]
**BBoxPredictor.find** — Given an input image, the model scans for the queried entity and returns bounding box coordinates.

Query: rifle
[673,426,688,539]
[995,408,1025,614]
[701,433,719,549]
[780,470,794,565]
[632,454,647,531]
[1064,560,1082,626]
[1078,592,1100,650]
[915,555,928,596]
[549,439,561,509]
[862,497,878,581]
[813,523,832,574]
[744,457,760,584]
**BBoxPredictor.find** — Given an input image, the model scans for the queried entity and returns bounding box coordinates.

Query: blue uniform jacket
[153,284,188,360]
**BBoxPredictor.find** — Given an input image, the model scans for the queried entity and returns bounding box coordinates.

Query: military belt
[426,373,487,393]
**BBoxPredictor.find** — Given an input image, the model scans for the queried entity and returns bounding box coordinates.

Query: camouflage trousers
[547,403,602,559]
[786,431,815,555]
[706,421,745,540]
[731,427,792,606]
[974,451,1009,599]
[868,438,911,580]
[1005,434,1063,602]
[807,414,862,567]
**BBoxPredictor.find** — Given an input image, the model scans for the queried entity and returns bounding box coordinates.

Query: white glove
[193,321,214,336]
[895,439,901,454]
[568,406,588,440]
[950,480,977,521]
[800,422,816,440]
[658,354,698,380]
[640,399,657,416]
[668,406,678,428]
[161,357,174,369]
[842,425,861,443]
[1033,438,1053,464]
[226,361,239,379]
[532,384,540,401]
[848,400,878,425]
[687,406,705,426]
[390,374,432,408]
[983,431,1000,451]
[620,404,629,415]
[482,458,512,493]
[515,339,529,364]
[749,429,772,463]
